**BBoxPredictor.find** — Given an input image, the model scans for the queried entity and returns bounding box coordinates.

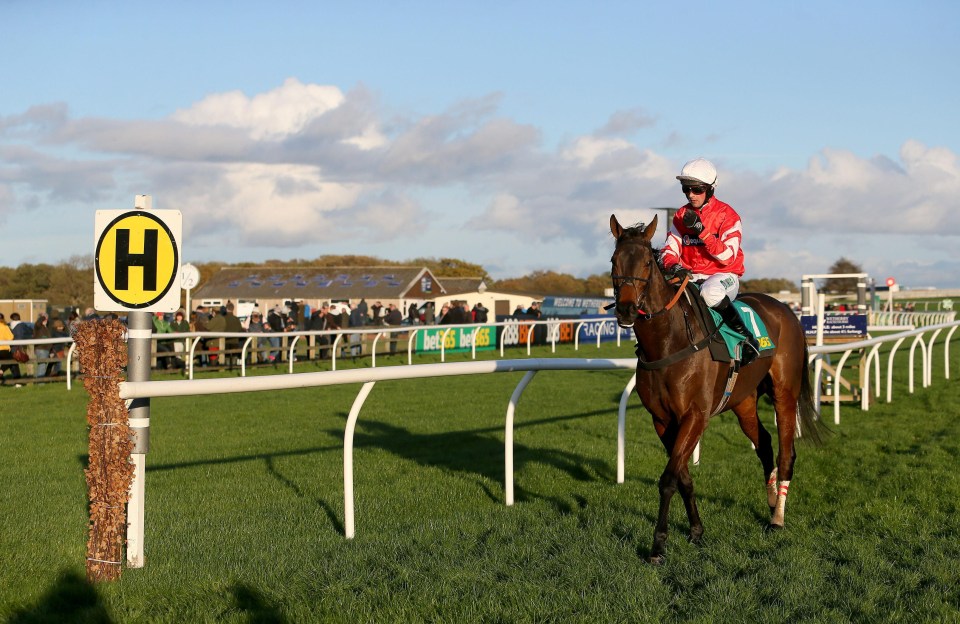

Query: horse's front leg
[650,415,705,564]
[650,468,677,564]
[649,417,678,564]
[677,465,703,544]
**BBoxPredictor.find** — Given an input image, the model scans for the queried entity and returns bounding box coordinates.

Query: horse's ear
[643,214,658,242]
[610,214,623,239]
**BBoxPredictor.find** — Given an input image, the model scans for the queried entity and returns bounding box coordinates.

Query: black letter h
[115,229,158,290]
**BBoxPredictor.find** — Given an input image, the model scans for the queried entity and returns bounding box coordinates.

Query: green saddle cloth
[708,300,775,359]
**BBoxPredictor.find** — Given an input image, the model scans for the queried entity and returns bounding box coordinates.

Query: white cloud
[594,108,656,137]
[172,77,345,140]
[189,163,364,245]
[348,191,425,241]
[2,79,960,287]
[561,136,634,168]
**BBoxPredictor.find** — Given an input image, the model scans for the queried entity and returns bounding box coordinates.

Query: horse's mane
[619,222,666,268]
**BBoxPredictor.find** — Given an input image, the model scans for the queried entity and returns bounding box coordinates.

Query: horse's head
[609,213,660,327]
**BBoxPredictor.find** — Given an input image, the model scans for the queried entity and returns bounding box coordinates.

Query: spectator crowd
[1,298,545,383]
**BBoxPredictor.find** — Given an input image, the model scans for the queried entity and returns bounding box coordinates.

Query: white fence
[4,315,958,429]
[7,315,960,565]
[112,318,960,553]
[1,318,630,388]
[809,321,960,424]
[868,310,955,327]
[3,311,954,398]
[120,357,638,542]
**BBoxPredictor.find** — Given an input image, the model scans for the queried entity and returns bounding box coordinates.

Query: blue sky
[3,1,960,288]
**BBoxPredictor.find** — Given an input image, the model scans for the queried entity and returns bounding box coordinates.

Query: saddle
[682,282,775,365]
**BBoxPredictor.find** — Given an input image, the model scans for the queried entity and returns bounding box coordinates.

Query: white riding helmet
[676,158,718,188]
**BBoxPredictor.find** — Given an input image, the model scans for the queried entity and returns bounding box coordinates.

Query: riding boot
[716,296,760,366]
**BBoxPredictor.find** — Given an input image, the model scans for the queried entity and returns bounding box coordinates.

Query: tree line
[0,254,824,312]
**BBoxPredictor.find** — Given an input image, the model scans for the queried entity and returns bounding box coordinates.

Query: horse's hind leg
[732,397,778,511]
[770,393,800,528]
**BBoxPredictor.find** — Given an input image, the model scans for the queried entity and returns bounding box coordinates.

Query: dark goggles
[682,185,708,195]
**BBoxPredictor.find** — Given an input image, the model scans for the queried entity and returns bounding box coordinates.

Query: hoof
[765,522,784,533]
[648,554,666,566]
[688,528,704,545]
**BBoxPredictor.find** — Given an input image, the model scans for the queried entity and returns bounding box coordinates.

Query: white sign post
[94,203,182,313]
[93,195,183,569]
[181,263,200,317]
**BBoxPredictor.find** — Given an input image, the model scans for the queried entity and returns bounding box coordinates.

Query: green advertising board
[415,325,497,353]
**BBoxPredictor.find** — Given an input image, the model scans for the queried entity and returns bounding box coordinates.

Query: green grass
[1,342,959,622]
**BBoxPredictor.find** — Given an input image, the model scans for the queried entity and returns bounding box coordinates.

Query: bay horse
[609,214,824,564]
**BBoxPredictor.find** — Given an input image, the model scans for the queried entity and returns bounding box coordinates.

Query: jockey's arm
[661,230,683,269]
[700,220,742,266]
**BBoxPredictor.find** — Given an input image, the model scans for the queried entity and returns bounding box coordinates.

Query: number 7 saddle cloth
[687,283,776,363]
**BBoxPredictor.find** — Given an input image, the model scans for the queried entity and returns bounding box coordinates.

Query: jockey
[661,158,760,365]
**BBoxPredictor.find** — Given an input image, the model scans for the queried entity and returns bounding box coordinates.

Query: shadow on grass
[8,569,112,624]
[229,582,287,624]
[344,409,617,514]
[143,444,342,473]
[90,407,636,534]
[124,446,346,535]
[262,455,343,534]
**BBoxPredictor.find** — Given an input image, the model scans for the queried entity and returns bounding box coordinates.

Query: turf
[1,341,958,622]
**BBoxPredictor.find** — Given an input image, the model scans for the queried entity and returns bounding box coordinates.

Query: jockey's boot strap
[716,296,760,367]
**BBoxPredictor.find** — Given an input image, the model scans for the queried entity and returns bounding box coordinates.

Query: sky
[2,1,960,289]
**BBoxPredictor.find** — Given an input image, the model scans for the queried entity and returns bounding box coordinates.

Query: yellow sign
[94,210,182,311]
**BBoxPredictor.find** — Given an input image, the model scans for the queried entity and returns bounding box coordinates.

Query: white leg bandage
[772,480,790,526]
[766,468,778,508]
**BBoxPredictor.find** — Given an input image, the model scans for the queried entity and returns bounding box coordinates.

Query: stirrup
[739,338,760,366]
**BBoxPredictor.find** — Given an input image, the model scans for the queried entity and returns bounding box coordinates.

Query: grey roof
[193,266,440,301]
[434,277,485,296]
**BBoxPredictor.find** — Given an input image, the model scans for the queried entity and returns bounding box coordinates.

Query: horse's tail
[798,341,829,445]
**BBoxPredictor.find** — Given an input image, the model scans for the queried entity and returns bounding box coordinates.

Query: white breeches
[694,272,741,307]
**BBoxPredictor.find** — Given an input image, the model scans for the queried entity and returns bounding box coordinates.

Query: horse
[608,213,824,564]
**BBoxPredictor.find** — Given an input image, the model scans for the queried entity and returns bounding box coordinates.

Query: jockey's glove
[682,210,704,235]
[663,264,691,282]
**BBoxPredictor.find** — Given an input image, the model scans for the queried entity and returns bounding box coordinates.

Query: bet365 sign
[94,209,182,312]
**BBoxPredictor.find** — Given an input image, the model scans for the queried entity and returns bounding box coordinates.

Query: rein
[644,273,690,319]
[609,235,710,370]
[636,319,720,370]
[616,272,713,370]
[606,272,689,319]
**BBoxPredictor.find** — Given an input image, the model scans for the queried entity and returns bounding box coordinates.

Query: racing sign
[94,209,182,312]
[800,312,868,338]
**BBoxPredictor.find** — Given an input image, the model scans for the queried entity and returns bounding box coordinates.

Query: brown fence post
[76,319,134,582]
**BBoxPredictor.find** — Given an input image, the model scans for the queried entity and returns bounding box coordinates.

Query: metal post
[801,277,813,316]
[650,206,679,227]
[126,311,152,567]
[125,197,155,568]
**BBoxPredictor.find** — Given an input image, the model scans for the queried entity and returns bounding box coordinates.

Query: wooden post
[76,319,134,582]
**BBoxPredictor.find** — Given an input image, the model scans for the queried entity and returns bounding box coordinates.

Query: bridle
[607,221,716,373]
[609,251,689,323]
[610,257,652,312]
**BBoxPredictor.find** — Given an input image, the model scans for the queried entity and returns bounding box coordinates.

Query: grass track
[1,343,959,622]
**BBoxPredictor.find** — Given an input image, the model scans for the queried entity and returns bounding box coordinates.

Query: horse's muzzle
[615,301,638,328]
